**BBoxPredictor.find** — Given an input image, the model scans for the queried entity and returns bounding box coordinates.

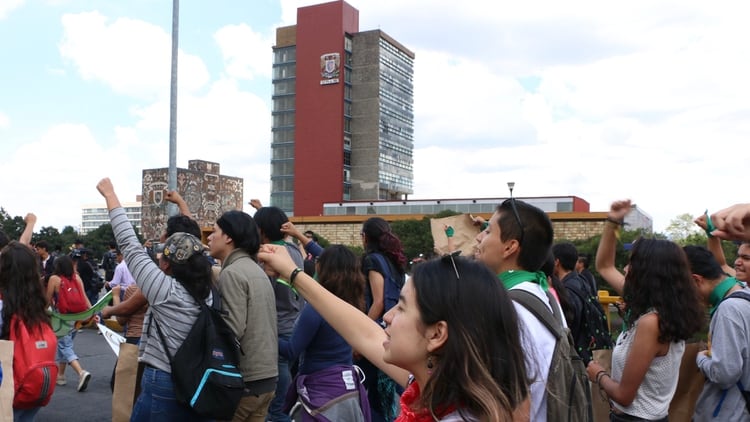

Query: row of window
[273,47,296,65]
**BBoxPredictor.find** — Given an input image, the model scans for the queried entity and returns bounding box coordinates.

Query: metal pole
[167,0,179,216]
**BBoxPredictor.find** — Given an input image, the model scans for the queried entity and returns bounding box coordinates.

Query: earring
[427,355,434,375]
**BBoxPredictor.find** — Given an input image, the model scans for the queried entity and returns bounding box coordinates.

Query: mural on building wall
[141,160,243,240]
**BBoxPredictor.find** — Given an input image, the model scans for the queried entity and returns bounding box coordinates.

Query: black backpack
[565,277,613,364]
[153,288,244,420]
[510,288,593,422]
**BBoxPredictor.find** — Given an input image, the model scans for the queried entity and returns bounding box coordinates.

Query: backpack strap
[716,290,750,415]
[723,290,750,305]
[509,288,564,340]
[150,292,211,366]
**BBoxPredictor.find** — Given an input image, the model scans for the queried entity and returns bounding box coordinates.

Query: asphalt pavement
[37,327,117,422]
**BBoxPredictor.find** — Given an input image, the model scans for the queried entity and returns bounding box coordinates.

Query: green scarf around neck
[499,269,549,291]
[709,276,742,316]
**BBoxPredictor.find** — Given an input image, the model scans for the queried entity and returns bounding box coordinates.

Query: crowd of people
[2,181,750,421]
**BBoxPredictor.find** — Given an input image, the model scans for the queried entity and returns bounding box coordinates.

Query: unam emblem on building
[320,52,340,85]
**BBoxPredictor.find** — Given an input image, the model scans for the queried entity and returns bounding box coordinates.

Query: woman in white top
[590,199,704,421]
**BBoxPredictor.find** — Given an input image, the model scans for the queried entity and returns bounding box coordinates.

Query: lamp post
[167,0,179,217]
[507,181,515,198]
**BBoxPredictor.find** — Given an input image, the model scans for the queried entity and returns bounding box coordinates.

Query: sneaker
[56,376,66,386]
[77,370,91,392]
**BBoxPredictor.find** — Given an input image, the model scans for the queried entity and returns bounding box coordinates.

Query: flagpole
[167,0,179,216]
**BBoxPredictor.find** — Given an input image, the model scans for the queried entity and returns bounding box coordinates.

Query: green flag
[50,290,114,338]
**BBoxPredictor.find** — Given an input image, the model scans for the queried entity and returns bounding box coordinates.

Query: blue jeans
[14,407,41,422]
[266,334,292,422]
[130,366,210,422]
[56,330,78,363]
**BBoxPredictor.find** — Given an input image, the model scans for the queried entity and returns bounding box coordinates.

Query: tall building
[271,0,415,216]
[141,160,243,241]
[80,197,142,235]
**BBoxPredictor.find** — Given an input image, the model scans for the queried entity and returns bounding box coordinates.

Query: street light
[167,0,179,217]
[507,182,515,198]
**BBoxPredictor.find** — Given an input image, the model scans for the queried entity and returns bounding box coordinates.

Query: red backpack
[10,316,58,409]
[56,275,88,314]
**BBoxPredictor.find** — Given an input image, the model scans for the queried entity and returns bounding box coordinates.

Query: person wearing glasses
[473,199,559,422]
[589,199,704,422]
[257,244,531,421]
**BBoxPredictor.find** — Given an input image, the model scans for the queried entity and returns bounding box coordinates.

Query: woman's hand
[586,360,606,382]
[608,199,632,221]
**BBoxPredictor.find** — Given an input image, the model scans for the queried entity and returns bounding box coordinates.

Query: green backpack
[510,289,593,422]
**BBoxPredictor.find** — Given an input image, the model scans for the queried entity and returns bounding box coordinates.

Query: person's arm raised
[257,244,410,387]
[595,199,630,296]
[165,190,192,218]
[19,213,36,245]
[97,178,122,211]
[695,213,735,276]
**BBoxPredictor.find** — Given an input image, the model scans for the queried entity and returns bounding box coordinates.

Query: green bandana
[709,276,742,316]
[499,270,549,291]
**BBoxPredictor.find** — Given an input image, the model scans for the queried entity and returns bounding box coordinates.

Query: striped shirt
[110,207,211,373]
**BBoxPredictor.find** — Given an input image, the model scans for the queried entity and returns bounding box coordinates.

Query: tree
[84,223,116,260]
[665,213,701,243]
[34,226,62,252]
[0,207,25,240]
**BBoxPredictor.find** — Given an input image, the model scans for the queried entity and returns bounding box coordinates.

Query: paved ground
[37,327,117,422]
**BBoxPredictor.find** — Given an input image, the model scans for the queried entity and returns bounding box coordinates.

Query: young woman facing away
[259,244,530,422]
[279,245,370,420]
[590,199,704,422]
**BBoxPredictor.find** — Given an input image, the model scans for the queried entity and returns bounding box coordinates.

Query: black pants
[610,412,668,422]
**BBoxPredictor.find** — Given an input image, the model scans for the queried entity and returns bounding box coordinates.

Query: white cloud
[214,23,273,80]
[59,11,210,100]
[0,0,24,20]
[0,124,110,229]
[6,0,750,235]
[0,112,9,129]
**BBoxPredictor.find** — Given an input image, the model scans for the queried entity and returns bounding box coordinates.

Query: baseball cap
[162,232,204,264]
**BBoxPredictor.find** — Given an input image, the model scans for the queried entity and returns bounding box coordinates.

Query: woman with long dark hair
[259,246,530,421]
[46,254,92,391]
[97,177,213,421]
[0,241,58,421]
[591,199,704,421]
[360,217,407,421]
[280,245,370,420]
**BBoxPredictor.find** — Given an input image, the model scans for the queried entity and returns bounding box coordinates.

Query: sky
[1,0,749,234]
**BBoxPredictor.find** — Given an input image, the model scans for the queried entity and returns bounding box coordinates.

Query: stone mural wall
[141,160,243,240]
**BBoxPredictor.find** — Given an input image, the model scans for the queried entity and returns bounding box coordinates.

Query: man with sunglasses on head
[475,199,588,422]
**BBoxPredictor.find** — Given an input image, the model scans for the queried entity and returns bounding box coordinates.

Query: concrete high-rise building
[271,0,415,216]
[80,196,142,235]
[141,160,243,241]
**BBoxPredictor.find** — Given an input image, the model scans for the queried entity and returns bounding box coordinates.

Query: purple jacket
[284,364,371,422]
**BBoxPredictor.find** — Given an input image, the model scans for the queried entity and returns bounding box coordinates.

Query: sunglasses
[441,250,461,279]
[502,197,525,247]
